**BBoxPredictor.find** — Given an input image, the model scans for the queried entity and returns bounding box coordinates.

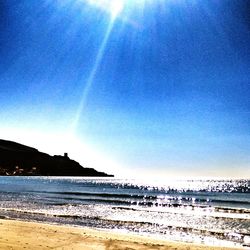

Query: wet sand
[0,219,242,250]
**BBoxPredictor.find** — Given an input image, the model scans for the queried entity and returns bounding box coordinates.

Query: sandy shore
[0,219,242,250]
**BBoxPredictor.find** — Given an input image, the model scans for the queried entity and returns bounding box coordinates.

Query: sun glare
[86,0,125,19]
[110,1,125,19]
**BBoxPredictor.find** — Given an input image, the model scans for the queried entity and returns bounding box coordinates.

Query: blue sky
[0,0,249,178]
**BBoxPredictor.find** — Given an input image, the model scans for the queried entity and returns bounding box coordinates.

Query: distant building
[64,153,68,158]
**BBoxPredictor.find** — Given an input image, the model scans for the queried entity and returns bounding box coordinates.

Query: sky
[0,0,249,179]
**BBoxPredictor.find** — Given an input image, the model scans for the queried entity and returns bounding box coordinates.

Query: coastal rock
[0,139,113,177]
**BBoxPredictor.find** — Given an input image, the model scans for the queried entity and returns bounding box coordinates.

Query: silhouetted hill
[0,139,113,177]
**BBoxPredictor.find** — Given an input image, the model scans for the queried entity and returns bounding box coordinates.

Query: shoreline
[0,219,243,250]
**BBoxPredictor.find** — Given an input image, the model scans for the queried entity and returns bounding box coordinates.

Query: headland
[0,139,113,177]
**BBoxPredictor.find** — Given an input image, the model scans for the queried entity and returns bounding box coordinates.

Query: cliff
[0,139,113,177]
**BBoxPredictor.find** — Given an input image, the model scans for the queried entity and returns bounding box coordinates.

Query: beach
[0,177,249,248]
[0,219,243,250]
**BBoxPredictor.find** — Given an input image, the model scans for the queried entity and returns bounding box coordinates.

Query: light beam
[71,19,115,131]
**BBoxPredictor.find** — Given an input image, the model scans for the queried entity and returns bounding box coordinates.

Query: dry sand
[0,219,242,250]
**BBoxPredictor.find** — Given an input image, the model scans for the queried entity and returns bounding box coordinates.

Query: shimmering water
[0,177,249,248]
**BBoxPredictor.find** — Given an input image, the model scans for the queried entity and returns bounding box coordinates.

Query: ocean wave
[0,206,248,247]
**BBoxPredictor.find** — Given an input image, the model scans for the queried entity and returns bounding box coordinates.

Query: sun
[109,1,125,19]
[86,0,125,19]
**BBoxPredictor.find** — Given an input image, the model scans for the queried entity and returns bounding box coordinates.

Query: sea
[0,177,249,248]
